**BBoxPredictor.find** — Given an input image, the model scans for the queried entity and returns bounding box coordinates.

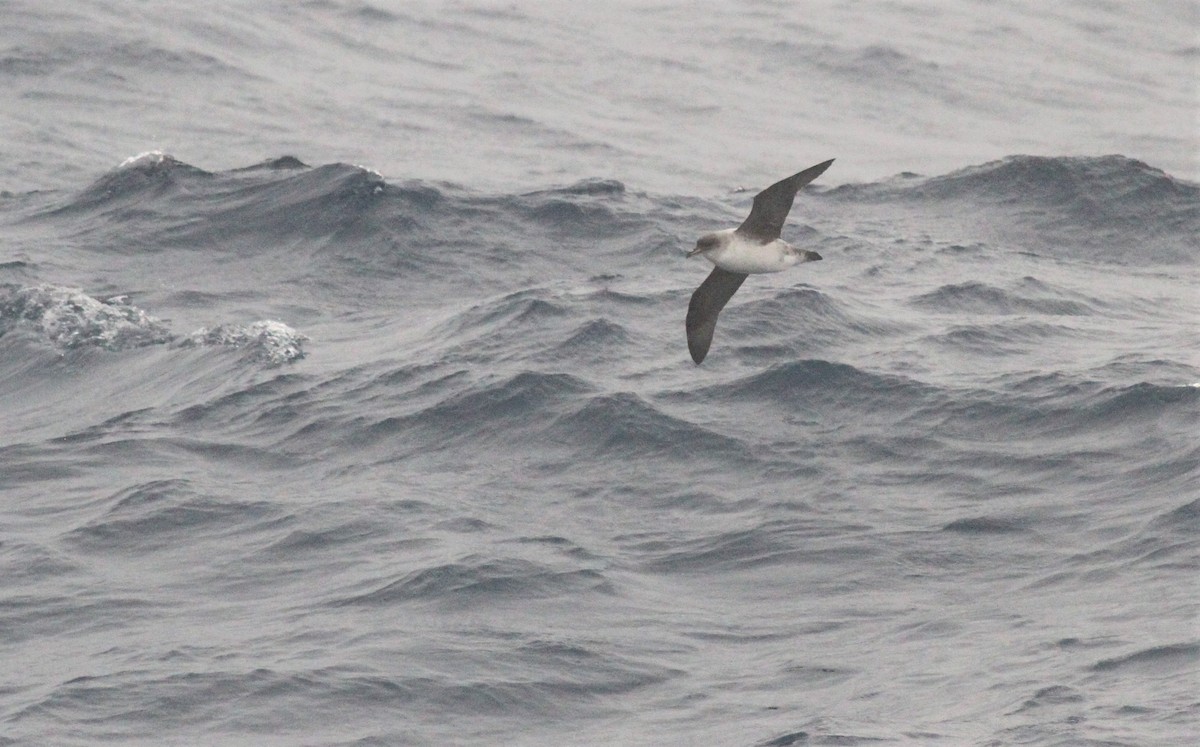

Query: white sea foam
[118,150,170,169]
[184,320,308,365]
[0,284,173,350]
[0,285,307,365]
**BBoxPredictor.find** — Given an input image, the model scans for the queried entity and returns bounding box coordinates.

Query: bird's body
[689,228,808,274]
[685,158,834,364]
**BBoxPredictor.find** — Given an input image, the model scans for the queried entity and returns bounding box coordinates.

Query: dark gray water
[2,2,1197,745]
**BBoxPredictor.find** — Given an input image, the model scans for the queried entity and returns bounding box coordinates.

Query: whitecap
[184,320,308,366]
[0,284,172,351]
[118,150,171,169]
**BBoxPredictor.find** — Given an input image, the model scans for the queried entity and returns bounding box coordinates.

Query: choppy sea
[2,2,1198,745]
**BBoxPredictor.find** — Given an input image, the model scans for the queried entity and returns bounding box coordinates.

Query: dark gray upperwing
[686,267,749,364]
[736,158,834,242]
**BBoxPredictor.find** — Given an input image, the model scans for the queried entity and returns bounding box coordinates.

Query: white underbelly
[709,236,791,274]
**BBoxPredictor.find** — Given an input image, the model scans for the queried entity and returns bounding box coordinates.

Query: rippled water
[2,2,1197,746]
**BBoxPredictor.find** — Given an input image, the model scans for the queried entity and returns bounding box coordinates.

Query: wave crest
[827,155,1199,263]
[184,321,308,366]
[0,284,172,350]
[0,284,307,365]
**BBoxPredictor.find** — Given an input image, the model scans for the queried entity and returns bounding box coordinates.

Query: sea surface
[2,2,1198,745]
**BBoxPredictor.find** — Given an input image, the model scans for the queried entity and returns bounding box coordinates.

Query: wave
[65,479,277,554]
[941,516,1031,535]
[825,155,1199,263]
[1092,643,1200,673]
[945,378,1200,442]
[436,290,574,337]
[548,391,754,463]
[728,286,907,353]
[345,370,593,456]
[910,280,1093,316]
[302,364,758,468]
[6,153,1196,456]
[0,284,172,350]
[1151,497,1200,534]
[195,162,394,243]
[332,556,612,607]
[0,283,305,365]
[831,154,1196,211]
[27,152,664,299]
[1081,381,1200,423]
[679,357,1199,450]
[183,321,307,366]
[10,646,673,734]
[40,154,399,258]
[512,178,643,237]
[546,318,632,359]
[426,287,648,366]
[33,152,1195,299]
[709,359,933,410]
[931,321,1086,356]
[913,155,1191,208]
[56,151,214,217]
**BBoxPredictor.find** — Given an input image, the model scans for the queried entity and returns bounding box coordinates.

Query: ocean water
[1,2,1198,746]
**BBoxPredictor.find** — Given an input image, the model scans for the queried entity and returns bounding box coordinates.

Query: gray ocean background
[2,1,1198,745]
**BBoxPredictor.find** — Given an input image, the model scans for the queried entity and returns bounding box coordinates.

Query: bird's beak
[687,246,704,259]
[804,250,822,262]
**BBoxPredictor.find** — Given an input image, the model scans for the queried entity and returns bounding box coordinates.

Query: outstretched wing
[736,158,834,242]
[686,267,749,364]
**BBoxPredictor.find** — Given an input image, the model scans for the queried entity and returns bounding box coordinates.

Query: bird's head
[789,247,822,263]
[687,233,722,258]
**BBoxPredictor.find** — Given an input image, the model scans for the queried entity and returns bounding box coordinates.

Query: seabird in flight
[685,158,834,364]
